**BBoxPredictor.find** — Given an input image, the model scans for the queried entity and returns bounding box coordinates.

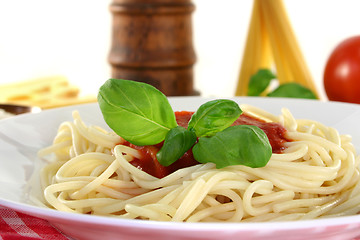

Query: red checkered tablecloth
[2,205,360,240]
[0,206,70,240]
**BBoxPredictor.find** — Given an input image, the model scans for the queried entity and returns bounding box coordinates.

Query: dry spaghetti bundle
[235,0,319,97]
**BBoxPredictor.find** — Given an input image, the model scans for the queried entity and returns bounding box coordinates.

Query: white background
[0,0,359,100]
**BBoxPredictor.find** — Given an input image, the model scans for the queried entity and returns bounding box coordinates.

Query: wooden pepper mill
[108,0,197,96]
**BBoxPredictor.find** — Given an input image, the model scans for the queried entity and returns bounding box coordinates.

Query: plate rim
[1,97,360,233]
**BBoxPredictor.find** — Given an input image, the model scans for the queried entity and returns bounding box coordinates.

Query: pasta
[38,105,360,222]
[0,75,97,109]
[235,0,319,97]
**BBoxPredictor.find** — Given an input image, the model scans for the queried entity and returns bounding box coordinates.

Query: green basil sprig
[157,99,242,166]
[156,126,197,166]
[267,82,317,99]
[193,125,272,168]
[248,69,317,99]
[248,69,276,96]
[97,79,177,146]
[188,99,242,137]
[98,79,272,169]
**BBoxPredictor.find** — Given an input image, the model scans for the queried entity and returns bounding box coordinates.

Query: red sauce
[124,111,289,178]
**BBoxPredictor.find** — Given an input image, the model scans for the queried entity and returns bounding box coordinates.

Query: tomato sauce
[124,111,289,178]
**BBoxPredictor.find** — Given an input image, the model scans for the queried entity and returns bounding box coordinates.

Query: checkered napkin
[0,206,70,240]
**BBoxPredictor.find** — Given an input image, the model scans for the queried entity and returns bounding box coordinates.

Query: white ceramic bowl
[1,97,360,240]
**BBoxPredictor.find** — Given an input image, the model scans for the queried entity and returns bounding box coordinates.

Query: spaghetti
[38,105,360,222]
[235,0,319,97]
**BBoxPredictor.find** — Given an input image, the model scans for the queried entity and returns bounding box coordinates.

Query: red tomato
[324,36,360,104]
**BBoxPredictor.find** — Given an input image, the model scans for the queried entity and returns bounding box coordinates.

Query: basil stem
[188,99,242,137]
[156,126,197,166]
[97,79,177,146]
[192,125,272,168]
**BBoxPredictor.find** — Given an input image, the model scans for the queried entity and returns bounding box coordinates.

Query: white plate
[1,97,360,240]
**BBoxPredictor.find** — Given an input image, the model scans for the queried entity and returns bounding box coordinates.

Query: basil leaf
[156,126,197,167]
[192,125,272,168]
[97,79,177,146]
[248,69,276,96]
[267,82,317,99]
[188,99,242,137]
